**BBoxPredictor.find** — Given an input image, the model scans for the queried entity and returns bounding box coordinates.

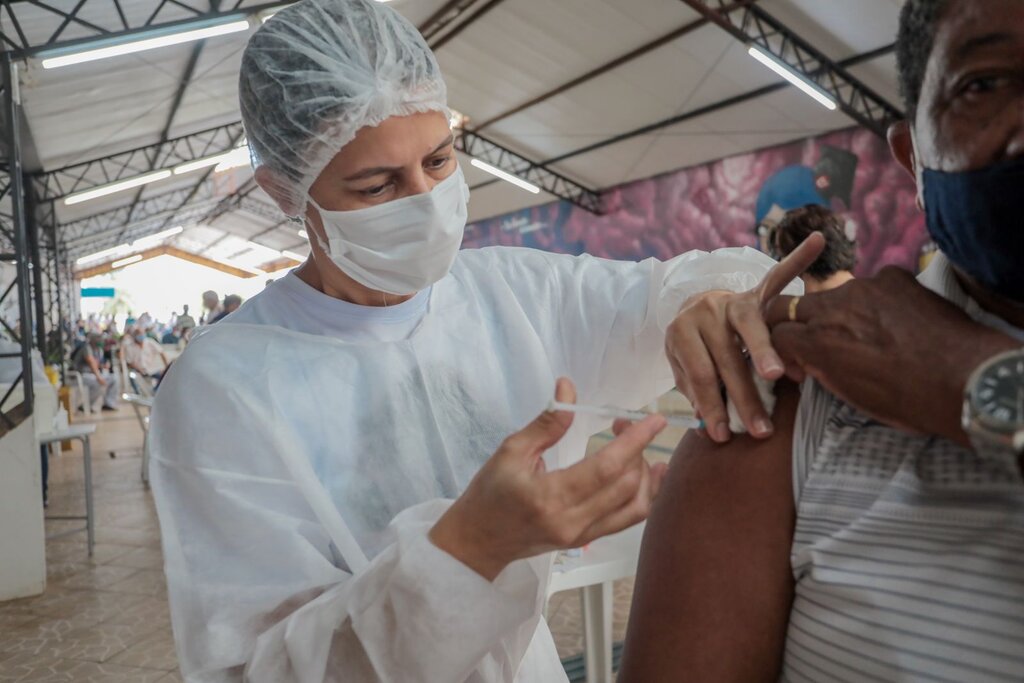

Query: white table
[549,524,644,683]
[40,423,97,556]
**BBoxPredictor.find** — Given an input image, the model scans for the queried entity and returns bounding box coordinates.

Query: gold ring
[788,296,801,322]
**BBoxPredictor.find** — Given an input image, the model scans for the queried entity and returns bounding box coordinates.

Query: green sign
[81,287,115,298]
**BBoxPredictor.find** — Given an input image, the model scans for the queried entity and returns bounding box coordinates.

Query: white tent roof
[15,0,906,267]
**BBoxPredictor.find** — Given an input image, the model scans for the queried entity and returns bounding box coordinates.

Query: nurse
[149,0,813,680]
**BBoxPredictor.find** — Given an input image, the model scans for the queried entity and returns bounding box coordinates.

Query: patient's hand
[618,382,801,683]
[766,267,1020,447]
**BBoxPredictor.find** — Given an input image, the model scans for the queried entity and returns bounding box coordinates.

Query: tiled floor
[0,393,689,681]
[0,408,177,683]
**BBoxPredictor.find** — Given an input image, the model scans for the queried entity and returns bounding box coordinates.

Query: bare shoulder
[618,382,800,683]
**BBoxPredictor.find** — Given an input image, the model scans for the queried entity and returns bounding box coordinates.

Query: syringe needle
[548,401,704,430]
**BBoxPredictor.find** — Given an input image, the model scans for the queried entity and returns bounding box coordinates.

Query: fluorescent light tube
[64,170,172,206]
[173,146,250,176]
[470,158,540,194]
[173,153,232,175]
[131,226,183,248]
[281,250,305,261]
[747,45,837,111]
[214,146,251,172]
[41,20,251,69]
[76,244,129,266]
[111,254,144,269]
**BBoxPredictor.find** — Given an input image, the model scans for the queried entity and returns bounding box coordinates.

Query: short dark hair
[768,205,857,279]
[896,0,952,117]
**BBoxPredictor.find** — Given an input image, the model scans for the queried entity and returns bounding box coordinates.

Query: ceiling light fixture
[64,169,173,206]
[130,226,184,249]
[470,158,540,194]
[76,244,129,266]
[173,146,250,175]
[747,45,837,111]
[214,146,252,172]
[281,250,305,261]
[40,19,251,69]
[111,254,144,269]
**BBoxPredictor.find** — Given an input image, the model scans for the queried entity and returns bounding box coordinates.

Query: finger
[670,327,730,443]
[566,459,646,538]
[702,322,773,439]
[611,418,633,437]
[728,299,784,381]
[555,414,666,504]
[756,232,826,304]
[576,463,657,544]
[504,377,577,460]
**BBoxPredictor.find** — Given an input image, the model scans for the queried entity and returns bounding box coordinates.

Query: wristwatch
[962,348,1024,456]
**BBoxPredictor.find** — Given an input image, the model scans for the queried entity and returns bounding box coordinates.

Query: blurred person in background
[211,294,242,323]
[124,325,170,390]
[161,326,181,345]
[70,332,119,411]
[767,204,856,293]
[177,304,196,333]
[201,290,222,324]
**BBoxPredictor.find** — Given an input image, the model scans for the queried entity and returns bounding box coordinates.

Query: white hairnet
[239,0,450,217]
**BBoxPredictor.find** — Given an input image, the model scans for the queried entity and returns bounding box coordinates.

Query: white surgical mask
[308,166,469,295]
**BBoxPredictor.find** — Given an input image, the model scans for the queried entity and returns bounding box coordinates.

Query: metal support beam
[0,1,294,60]
[57,183,220,251]
[428,0,506,50]
[63,194,224,257]
[25,187,46,354]
[678,0,903,137]
[418,0,479,42]
[1,55,35,427]
[32,120,244,203]
[457,129,602,213]
[119,39,207,239]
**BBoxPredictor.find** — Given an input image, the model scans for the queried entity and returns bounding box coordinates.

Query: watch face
[972,354,1024,429]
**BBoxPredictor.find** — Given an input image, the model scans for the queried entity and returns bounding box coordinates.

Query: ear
[887,120,924,209]
[254,166,302,217]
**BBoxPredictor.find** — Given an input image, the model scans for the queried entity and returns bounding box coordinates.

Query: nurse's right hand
[430,378,668,581]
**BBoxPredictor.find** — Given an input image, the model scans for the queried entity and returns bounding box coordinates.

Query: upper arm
[618,381,800,683]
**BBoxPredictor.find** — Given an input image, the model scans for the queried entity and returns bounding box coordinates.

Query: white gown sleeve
[540,245,791,409]
[150,350,548,683]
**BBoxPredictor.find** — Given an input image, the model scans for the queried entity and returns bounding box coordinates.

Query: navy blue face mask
[922,156,1024,303]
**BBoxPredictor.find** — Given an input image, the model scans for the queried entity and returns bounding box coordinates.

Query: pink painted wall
[464,126,931,274]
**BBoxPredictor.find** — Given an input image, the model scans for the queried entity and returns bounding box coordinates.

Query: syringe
[549,401,704,430]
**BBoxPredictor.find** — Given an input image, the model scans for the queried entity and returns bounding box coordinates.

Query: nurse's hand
[430,378,668,581]
[664,234,825,443]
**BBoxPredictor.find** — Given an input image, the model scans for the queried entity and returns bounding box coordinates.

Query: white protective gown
[150,245,783,682]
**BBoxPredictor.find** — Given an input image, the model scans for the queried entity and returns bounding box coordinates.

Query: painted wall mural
[463,126,932,275]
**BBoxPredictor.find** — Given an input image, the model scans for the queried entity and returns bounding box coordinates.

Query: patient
[620,1,1024,680]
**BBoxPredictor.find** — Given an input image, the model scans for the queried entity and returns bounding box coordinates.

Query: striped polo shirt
[782,255,1024,683]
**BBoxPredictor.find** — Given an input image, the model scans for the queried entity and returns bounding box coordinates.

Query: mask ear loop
[300,201,333,255]
[302,199,392,307]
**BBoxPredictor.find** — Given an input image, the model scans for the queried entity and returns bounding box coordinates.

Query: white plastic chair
[122,375,154,484]
[546,525,644,683]
[65,370,91,416]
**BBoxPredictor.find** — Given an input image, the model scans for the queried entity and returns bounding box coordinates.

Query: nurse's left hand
[664,234,825,444]
[430,378,668,581]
